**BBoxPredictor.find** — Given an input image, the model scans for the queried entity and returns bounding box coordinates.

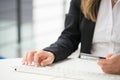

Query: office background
[0,0,77,58]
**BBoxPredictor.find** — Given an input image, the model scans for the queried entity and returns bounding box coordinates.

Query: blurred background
[0,0,79,59]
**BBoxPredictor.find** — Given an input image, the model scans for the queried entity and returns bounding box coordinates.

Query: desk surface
[0,58,120,80]
[0,58,57,80]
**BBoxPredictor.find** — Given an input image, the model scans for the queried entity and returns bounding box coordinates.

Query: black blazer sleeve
[43,0,83,62]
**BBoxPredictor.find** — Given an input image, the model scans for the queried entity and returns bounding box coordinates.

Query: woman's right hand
[22,50,55,67]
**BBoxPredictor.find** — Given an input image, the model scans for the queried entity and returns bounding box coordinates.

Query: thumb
[41,57,53,66]
[106,54,113,59]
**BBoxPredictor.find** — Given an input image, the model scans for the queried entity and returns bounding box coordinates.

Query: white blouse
[91,0,120,57]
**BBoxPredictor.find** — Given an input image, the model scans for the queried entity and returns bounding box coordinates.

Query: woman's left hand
[98,54,120,74]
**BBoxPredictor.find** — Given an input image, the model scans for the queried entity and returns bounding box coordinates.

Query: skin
[22,50,55,67]
[98,54,120,74]
[22,51,120,74]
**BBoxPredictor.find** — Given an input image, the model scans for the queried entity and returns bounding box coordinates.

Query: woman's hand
[22,50,55,67]
[98,54,120,74]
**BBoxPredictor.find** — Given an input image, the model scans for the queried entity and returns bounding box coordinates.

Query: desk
[0,58,55,80]
[0,58,120,80]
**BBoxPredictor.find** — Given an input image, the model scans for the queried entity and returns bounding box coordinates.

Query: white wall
[33,0,71,50]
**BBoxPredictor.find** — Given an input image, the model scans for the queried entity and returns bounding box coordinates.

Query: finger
[101,64,119,74]
[109,54,118,59]
[41,57,53,66]
[22,52,28,65]
[98,60,113,73]
[97,59,108,66]
[27,50,37,65]
[106,54,113,59]
[107,54,120,64]
[105,54,117,63]
[40,52,55,66]
[101,63,120,74]
[101,65,113,74]
[34,51,43,66]
[98,58,115,68]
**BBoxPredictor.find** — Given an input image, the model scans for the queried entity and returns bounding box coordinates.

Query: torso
[91,0,120,57]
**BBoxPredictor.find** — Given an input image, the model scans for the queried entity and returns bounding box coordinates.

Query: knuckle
[31,50,37,53]
[34,52,40,57]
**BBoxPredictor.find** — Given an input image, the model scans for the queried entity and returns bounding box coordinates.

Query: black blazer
[44,0,101,62]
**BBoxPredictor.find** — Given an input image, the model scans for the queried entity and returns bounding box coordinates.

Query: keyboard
[14,58,120,80]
